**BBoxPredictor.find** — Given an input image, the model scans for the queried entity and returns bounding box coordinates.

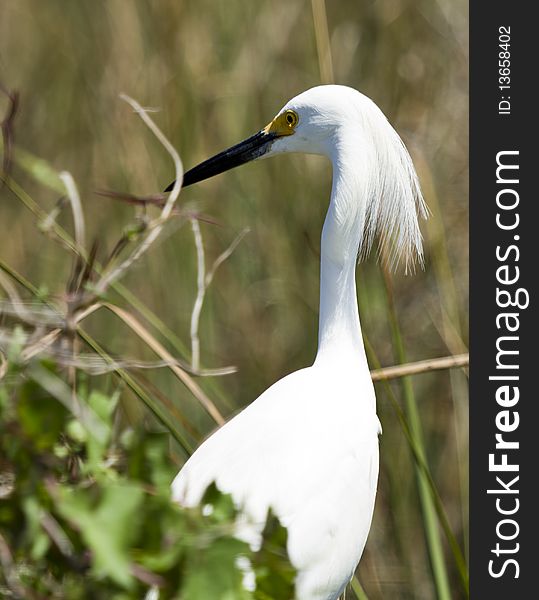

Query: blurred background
[1,1,468,598]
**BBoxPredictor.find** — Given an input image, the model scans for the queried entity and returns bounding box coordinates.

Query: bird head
[165,85,427,270]
[165,85,361,190]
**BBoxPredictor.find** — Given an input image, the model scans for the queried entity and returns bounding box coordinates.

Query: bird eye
[284,110,299,128]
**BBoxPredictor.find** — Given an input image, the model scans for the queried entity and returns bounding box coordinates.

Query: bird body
[174,358,379,599]
[170,85,426,599]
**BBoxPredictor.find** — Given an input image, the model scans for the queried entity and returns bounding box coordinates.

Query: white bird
[168,85,427,600]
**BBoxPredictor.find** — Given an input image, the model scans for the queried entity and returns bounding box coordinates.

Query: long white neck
[315,139,369,368]
[308,94,426,368]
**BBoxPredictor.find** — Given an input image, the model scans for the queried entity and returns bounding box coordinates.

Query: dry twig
[371,353,469,382]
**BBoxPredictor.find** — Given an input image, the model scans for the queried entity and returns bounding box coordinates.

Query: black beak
[164,129,277,192]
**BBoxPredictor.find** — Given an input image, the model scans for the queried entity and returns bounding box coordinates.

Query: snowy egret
[168,85,427,600]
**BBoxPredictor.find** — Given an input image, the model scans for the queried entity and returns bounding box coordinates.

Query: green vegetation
[0,358,295,599]
[1,1,468,598]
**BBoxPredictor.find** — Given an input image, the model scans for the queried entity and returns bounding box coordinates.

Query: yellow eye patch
[263,109,299,136]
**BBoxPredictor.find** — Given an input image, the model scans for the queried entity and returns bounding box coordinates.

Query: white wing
[172,364,380,600]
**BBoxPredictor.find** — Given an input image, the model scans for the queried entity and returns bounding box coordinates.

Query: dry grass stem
[119,93,183,219]
[190,220,248,372]
[433,304,469,357]
[190,219,204,372]
[60,171,86,253]
[371,353,469,382]
[36,353,214,375]
[93,94,183,296]
[102,302,225,425]
[0,350,7,380]
[0,270,36,324]
[20,327,62,361]
[39,511,74,558]
[0,532,28,599]
[41,196,68,234]
[27,362,108,443]
[311,0,334,84]
[0,300,64,327]
[0,83,19,179]
[205,228,249,288]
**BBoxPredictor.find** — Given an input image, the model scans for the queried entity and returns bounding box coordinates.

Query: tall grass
[1,1,468,598]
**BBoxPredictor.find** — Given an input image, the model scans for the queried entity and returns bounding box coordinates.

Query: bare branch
[371,353,469,382]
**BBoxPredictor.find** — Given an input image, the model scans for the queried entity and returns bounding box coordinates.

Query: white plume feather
[358,96,428,271]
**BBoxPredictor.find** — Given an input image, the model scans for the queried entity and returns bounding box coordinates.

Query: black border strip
[470,2,536,596]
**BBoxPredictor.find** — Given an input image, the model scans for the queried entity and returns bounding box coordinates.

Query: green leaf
[200,482,237,524]
[84,390,117,470]
[253,511,296,600]
[11,145,65,194]
[57,481,144,589]
[182,536,252,600]
[22,497,51,560]
[140,432,176,490]
[17,377,68,450]
[5,325,27,363]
